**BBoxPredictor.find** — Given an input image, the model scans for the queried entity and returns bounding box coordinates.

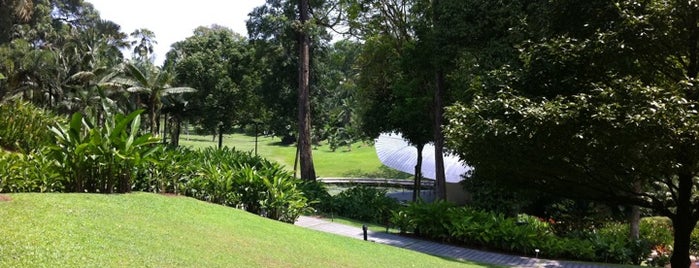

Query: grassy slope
[180,133,410,179]
[0,193,487,268]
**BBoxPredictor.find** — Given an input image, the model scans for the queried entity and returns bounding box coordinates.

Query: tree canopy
[445,1,699,266]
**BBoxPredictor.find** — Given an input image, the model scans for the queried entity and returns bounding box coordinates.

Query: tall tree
[297,0,316,180]
[445,1,699,266]
[249,0,335,178]
[345,0,437,199]
[166,25,258,144]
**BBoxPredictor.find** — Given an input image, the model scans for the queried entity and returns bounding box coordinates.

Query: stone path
[295,216,615,268]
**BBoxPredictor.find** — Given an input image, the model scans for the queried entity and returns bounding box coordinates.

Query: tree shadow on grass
[342,165,412,179]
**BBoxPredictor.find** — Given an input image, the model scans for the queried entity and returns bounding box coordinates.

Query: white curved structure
[375,132,471,184]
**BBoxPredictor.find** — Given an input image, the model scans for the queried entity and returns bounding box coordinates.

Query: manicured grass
[179,133,411,179]
[0,193,489,267]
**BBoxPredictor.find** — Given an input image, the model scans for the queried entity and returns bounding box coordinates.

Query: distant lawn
[0,193,489,267]
[179,133,410,179]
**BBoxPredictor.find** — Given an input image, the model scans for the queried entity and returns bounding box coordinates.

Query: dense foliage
[136,147,311,223]
[442,1,699,266]
[390,201,678,265]
[330,185,400,224]
[50,110,159,193]
[0,100,61,152]
[0,101,311,223]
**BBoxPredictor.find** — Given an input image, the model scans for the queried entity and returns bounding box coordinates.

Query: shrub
[0,149,62,193]
[298,180,333,213]
[390,200,456,241]
[587,222,651,264]
[135,146,198,194]
[139,146,311,223]
[49,110,159,193]
[332,186,400,224]
[0,100,61,153]
[446,207,554,252]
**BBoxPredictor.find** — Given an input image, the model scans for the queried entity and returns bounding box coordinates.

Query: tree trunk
[150,95,157,135]
[162,114,168,144]
[629,181,642,242]
[413,144,424,202]
[173,117,181,147]
[432,0,447,201]
[670,172,697,268]
[434,70,447,201]
[297,0,316,181]
[629,205,640,239]
[218,124,223,150]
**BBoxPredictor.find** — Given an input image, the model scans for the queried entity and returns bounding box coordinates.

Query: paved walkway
[295,216,614,268]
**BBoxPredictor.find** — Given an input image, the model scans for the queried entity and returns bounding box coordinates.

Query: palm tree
[115,62,195,135]
[0,0,34,43]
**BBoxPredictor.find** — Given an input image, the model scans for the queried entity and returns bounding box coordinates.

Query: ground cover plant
[0,193,490,268]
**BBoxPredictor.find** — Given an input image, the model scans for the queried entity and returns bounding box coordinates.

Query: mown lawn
[179,133,410,179]
[0,193,490,267]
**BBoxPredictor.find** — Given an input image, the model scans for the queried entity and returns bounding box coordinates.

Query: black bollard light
[362,225,368,241]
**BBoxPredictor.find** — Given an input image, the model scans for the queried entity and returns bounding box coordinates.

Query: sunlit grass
[179,133,410,179]
[0,193,491,268]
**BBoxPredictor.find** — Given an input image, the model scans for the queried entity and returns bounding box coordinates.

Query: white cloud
[86,0,266,65]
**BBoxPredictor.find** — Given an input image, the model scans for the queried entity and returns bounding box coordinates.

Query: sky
[86,0,266,65]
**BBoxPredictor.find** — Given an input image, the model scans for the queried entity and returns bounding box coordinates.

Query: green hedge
[0,100,61,153]
[390,202,677,265]
[330,186,400,224]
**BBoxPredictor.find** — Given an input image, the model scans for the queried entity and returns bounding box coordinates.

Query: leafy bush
[0,100,61,153]
[0,149,62,193]
[586,222,650,264]
[49,110,159,193]
[135,146,198,194]
[138,146,311,223]
[298,180,333,212]
[640,217,674,250]
[390,201,674,264]
[391,200,456,241]
[332,186,400,224]
[446,207,556,253]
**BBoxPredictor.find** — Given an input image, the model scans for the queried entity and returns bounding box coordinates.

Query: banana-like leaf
[162,87,197,96]
[111,110,142,141]
[130,113,141,135]
[68,71,95,82]
[126,86,151,93]
[108,77,139,87]
[68,113,84,144]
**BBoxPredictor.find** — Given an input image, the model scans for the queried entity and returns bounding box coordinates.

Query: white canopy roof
[375,133,471,183]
